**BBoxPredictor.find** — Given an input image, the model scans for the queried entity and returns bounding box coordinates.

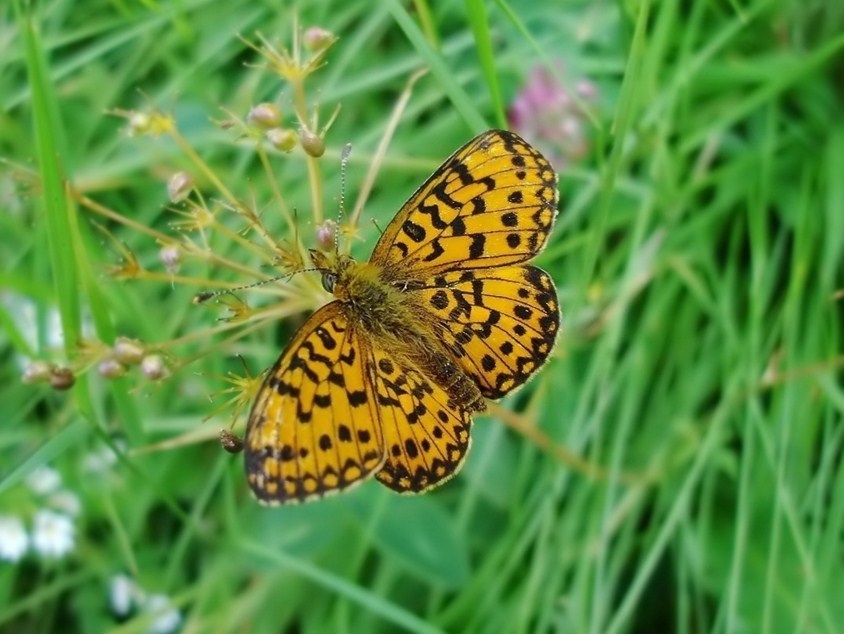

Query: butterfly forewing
[245,303,386,504]
[370,130,559,277]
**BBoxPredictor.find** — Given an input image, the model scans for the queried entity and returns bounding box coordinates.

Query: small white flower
[83,441,123,473]
[110,574,138,617]
[144,594,182,634]
[0,515,28,562]
[49,490,82,517]
[31,510,75,559]
[27,466,62,495]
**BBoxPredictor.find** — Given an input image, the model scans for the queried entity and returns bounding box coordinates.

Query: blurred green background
[2,1,844,632]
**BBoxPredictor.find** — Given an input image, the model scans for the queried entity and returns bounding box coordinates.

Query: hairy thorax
[326,255,486,412]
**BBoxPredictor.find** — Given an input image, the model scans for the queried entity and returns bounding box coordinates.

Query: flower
[31,510,75,559]
[0,292,65,359]
[26,466,62,495]
[84,442,122,473]
[159,244,182,275]
[0,515,28,562]
[508,64,597,170]
[108,576,182,632]
[109,574,138,617]
[144,594,182,634]
[49,490,82,517]
[167,172,193,203]
[315,219,337,251]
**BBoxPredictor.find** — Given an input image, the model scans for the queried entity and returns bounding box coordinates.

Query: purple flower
[508,64,597,170]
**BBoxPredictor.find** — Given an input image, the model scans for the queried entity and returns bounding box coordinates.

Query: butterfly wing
[410,265,560,399]
[244,302,386,505]
[369,129,559,277]
[368,345,472,493]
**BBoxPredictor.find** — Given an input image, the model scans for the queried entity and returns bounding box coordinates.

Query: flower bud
[140,355,168,381]
[114,337,145,365]
[266,128,297,152]
[299,128,325,157]
[50,367,76,390]
[98,358,127,379]
[303,27,336,52]
[128,112,151,136]
[247,103,282,129]
[124,110,174,137]
[219,429,244,454]
[159,244,182,275]
[22,360,54,384]
[167,171,193,203]
[315,219,336,251]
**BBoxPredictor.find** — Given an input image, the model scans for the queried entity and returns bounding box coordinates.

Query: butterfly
[244,129,560,504]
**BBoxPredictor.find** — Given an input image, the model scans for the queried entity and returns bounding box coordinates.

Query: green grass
[2,0,844,632]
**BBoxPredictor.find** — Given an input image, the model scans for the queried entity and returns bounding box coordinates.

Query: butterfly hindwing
[410,265,560,399]
[368,345,472,493]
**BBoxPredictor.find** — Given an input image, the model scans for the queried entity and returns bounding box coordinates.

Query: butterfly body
[312,249,488,415]
[245,130,560,504]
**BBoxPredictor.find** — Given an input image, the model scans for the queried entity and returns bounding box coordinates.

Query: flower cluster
[508,63,598,170]
[0,466,79,563]
[14,22,344,401]
[21,335,169,390]
[109,575,182,634]
[50,23,349,417]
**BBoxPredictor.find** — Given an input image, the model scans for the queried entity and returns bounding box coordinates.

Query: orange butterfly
[245,129,560,504]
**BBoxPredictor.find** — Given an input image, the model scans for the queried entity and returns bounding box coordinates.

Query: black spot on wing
[403,220,426,243]
[469,234,486,259]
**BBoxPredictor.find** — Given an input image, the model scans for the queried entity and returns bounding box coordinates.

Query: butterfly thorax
[314,251,486,412]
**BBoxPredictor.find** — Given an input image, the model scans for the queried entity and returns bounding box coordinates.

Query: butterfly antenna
[336,143,353,254]
[193,268,322,304]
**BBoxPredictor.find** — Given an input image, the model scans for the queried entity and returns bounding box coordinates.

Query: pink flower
[508,64,597,170]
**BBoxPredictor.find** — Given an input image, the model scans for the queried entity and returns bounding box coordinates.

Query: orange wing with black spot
[411,265,560,399]
[244,303,386,505]
[368,346,472,493]
[370,129,559,277]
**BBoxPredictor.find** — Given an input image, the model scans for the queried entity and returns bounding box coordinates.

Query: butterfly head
[309,249,358,300]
